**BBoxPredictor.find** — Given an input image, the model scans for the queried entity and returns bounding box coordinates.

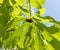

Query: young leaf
[30,0,45,9]
[31,26,44,50]
[17,22,30,48]
[3,22,26,48]
[39,8,46,16]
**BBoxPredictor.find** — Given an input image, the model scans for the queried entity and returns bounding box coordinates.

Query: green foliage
[0,0,60,50]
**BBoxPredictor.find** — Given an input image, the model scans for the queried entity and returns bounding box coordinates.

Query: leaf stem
[29,0,31,19]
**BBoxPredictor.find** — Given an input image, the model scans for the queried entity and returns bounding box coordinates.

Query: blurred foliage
[0,0,60,50]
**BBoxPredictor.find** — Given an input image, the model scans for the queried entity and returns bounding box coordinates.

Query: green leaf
[34,19,60,50]
[16,0,24,6]
[34,31,44,50]
[11,5,21,17]
[3,21,26,48]
[31,26,44,50]
[0,0,3,3]
[18,5,29,18]
[17,36,26,49]
[33,16,60,29]
[0,5,10,26]
[0,5,11,37]
[36,8,46,16]
[0,19,15,37]
[34,20,59,42]
[40,8,46,16]
[24,25,32,47]
[17,22,30,48]
[24,36,31,47]
[44,40,55,50]
[51,31,60,42]
[30,0,45,8]
[49,37,60,50]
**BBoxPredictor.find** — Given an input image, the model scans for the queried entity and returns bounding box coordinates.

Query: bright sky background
[44,0,60,21]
